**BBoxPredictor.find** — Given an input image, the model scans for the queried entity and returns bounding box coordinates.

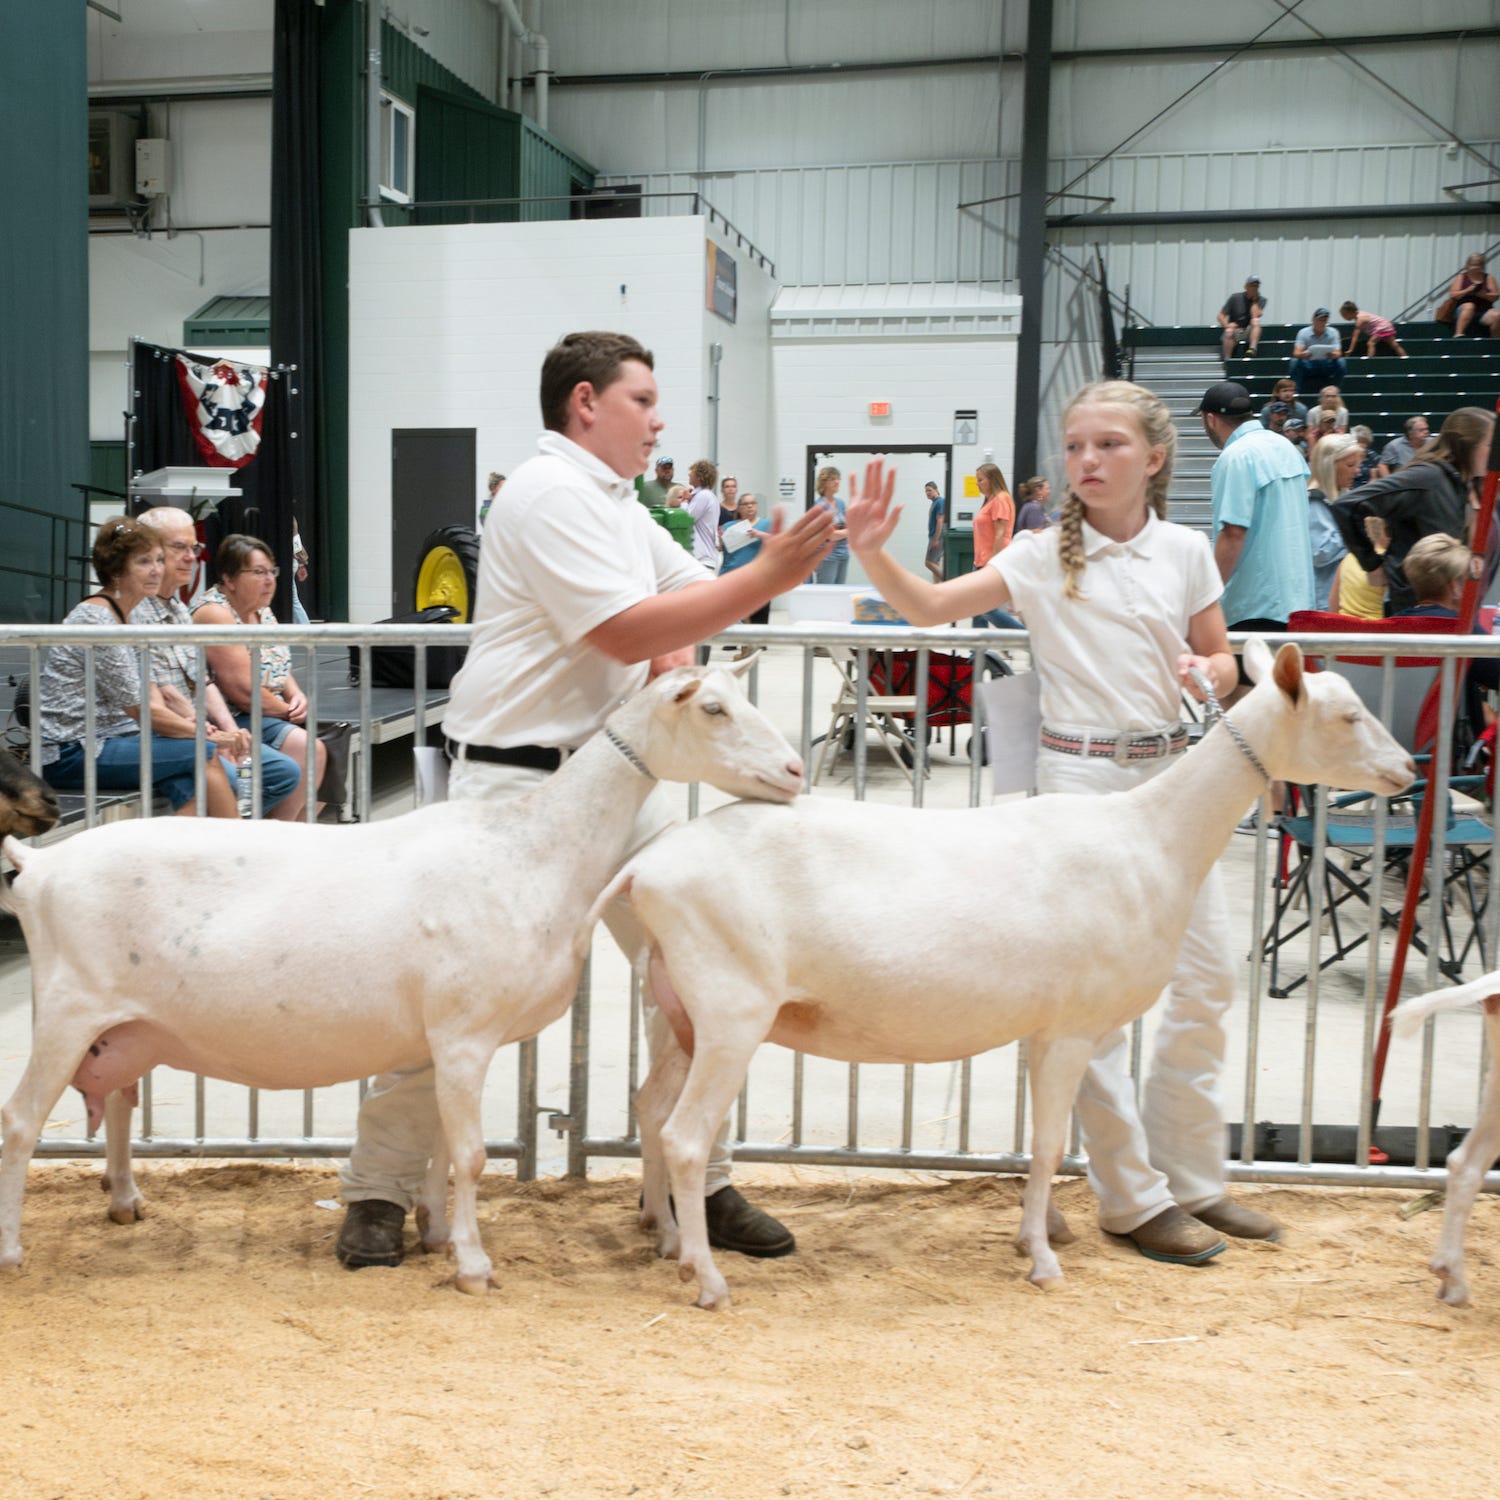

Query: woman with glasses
[35,517,239,817]
[192,533,327,821]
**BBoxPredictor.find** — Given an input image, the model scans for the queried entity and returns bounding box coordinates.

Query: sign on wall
[953,409,978,445]
[706,242,737,324]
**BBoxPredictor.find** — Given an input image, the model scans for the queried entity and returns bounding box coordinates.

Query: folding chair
[811,646,923,784]
[1261,612,1492,997]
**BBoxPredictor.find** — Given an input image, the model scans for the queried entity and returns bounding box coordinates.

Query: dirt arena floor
[1,1163,1497,1500]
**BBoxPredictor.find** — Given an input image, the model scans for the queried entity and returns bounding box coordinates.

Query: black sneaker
[335,1199,407,1269]
[704,1186,796,1258]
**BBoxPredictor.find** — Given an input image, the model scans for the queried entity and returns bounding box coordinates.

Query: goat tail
[0,835,31,914]
[1391,970,1500,1039]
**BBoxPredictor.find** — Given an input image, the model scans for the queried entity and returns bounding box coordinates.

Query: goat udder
[71,1024,156,1131]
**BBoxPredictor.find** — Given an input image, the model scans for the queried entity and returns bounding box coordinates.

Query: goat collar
[1190,668,1271,788]
[603,726,656,782]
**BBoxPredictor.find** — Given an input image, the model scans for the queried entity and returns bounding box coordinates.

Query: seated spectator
[134,507,302,815]
[1329,515,1388,619]
[1313,385,1349,431]
[1262,400,1292,436]
[1400,532,1498,734]
[1306,434,1361,610]
[1350,424,1377,485]
[1261,378,1309,429]
[1307,411,1341,456]
[192,533,328,821]
[923,480,946,582]
[1441,252,1498,339]
[1331,407,1495,615]
[1283,416,1309,458]
[719,494,774,630]
[1340,301,1407,357]
[35,517,238,818]
[1376,415,1430,478]
[1014,476,1052,533]
[1290,307,1347,391]
[1218,275,1264,359]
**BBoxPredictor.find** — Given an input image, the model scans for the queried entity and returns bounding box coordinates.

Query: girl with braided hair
[847,379,1280,1268]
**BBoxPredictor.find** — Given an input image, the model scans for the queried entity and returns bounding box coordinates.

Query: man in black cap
[1197,380,1314,698]
[1218,275,1264,360]
[1290,308,1346,392]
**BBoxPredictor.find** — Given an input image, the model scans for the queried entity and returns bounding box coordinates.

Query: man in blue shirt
[1290,308,1347,393]
[1198,381,1315,696]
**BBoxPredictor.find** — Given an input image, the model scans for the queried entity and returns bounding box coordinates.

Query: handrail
[1392,238,1500,323]
[356,189,777,276]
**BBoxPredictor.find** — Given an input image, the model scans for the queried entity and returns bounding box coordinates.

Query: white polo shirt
[442,432,711,750]
[989,512,1221,734]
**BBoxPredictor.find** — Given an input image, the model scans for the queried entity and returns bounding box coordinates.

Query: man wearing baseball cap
[1290,307,1346,393]
[1217,275,1264,360]
[638,453,675,508]
[1196,380,1314,698]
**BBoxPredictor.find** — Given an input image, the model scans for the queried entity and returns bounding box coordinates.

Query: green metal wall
[0,0,89,622]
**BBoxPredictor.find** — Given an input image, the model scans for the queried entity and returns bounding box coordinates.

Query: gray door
[391,428,476,614]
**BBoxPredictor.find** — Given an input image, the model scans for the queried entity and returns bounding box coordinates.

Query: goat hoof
[107,1201,144,1225]
[0,1250,22,1271]
[419,1234,450,1254]
[1047,1204,1076,1246]
[695,1285,730,1311]
[454,1270,492,1296]
[1028,1270,1065,1291]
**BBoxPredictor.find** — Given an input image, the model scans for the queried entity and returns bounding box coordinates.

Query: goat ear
[668,676,702,706]
[1242,635,1272,683]
[1272,641,1305,705]
[729,650,760,679]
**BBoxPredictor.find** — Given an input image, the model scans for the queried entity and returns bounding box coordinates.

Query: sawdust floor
[1,1163,1497,1500]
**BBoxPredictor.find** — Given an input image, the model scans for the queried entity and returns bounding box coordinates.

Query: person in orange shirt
[972,462,1014,567]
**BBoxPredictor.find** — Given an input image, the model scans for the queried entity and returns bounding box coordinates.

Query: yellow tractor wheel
[412,525,481,623]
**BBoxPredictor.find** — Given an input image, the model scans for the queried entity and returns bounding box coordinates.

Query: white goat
[1390,972,1500,1307]
[0,660,804,1294]
[600,641,1415,1308]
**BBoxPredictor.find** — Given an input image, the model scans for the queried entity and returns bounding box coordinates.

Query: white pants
[1036,748,1235,1234]
[338,755,734,1209]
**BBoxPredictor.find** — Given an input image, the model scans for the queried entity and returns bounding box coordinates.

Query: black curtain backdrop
[131,341,296,621]
[271,0,326,618]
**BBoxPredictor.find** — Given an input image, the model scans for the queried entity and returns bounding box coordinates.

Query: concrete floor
[1,625,1492,1180]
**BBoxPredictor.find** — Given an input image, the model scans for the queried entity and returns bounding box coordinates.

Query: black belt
[444,739,564,771]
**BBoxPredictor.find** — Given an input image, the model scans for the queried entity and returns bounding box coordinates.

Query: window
[380,92,415,204]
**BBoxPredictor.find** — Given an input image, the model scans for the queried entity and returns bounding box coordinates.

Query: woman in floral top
[36,517,239,816]
[192,533,326,821]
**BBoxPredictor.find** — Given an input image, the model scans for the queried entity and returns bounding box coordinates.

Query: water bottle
[236,760,254,818]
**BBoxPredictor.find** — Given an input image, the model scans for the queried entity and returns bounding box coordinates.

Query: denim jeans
[1291,355,1346,393]
[44,733,220,811]
[813,553,849,586]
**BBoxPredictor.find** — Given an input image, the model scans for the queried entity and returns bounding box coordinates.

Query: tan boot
[1122,1205,1226,1265]
[1192,1197,1282,1242]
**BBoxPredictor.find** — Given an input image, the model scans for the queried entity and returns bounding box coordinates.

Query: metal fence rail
[2,621,1497,1196]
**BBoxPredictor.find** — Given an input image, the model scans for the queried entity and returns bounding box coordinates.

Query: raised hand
[845,457,901,556]
[755,502,835,591]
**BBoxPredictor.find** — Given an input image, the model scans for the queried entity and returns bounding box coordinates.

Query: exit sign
[869,400,891,418]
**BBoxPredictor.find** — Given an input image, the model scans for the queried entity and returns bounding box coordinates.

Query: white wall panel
[345,216,769,620]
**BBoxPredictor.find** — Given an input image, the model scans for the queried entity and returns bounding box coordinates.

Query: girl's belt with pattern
[1039,723,1190,763]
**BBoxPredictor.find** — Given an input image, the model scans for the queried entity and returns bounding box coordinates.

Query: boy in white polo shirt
[336,330,832,1271]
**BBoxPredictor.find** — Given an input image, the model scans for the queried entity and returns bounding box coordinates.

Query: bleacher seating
[1125,321,1500,532]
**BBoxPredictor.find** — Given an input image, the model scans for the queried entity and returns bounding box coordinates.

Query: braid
[1057,489,1089,600]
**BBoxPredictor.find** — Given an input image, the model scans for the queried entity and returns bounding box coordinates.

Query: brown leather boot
[1122,1205,1226,1265]
[1192,1197,1283,1242]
